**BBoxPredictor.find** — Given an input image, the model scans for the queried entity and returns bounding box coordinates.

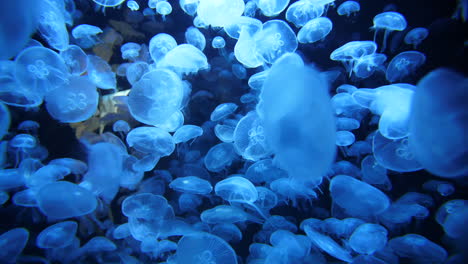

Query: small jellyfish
[197,0,245,27]
[372,11,407,52]
[127,0,139,11]
[122,193,169,219]
[185,26,206,51]
[149,33,178,62]
[157,44,209,75]
[388,234,447,263]
[224,16,263,40]
[211,103,238,122]
[86,55,117,90]
[169,176,212,194]
[373,132,423,172]
[126,61,149,85]
[233,111,271,161]
[173,125,203,144]
[71,24,103,49]
[286,0,325,28]
[121,42,141,61]
[303,225,353,263]
[297,17,333,44]
[330,41,377,75]
[175,233,238,264]
[386,51,426,82]
[212,36,226,49]
[156,1,173,21]
[45,76,99,123]
[404,27,429,48]
[36,221,77,249]
[337,1,360,17]
[204,142,236,172]
[126,126,175,156]
[336,131,355,146]
[179,0,199,16]
[349,223,388,255]
[60,45,88,75]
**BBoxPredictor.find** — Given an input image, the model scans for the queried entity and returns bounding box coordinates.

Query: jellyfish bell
[372,11,407,52]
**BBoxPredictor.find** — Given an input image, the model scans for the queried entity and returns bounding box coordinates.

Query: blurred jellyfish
[386,51,426,82]
[330,41,377,76]
[337,1,360,17]
[121,42,141,60]
[197,0,245,27]
[286,0,324,28]
[127,0,139,11]
[0,103,10,140]
[87,55,117,90]
[37,0,69,51]
[404,27,429,48]
[185,27,206,51]
[149,33,178,62]
[255,20,298,64]
[92,0,126,7]
[175,233,238,264]
[372,11,407,52]
[156,1,173,21]
[297,17,333,44]
[204,143,236,172]
[60,45,88,75]
[256,0,290,17]
[157,44,209,75]
[212,36,226,49]
[179,0,199,16]
[71,24,103,49]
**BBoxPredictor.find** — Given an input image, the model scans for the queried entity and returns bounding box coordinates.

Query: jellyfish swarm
[409,68,468,178]
[257,52,336,182]
[372,11,407,52]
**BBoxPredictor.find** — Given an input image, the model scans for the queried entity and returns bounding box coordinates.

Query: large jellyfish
[197,0,245,27]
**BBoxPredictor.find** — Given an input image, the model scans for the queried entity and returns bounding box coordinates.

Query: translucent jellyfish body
[157,44,209,75]
[404,27,429,48]
[388,234,447,263]
[179,0,199,16]
[204,142,236,172]
[373,132,423,172]
[337,1,360,17]
[386,51,426,82]
[45,76,98,123]
[258,53,335,181]
[297,17,333,44]
[122,193,169,219]
[38,0,69,51]
[224,16,263,40]
[255,20,298,64]
[36,221,77,249]
[175,233,238,264]
[185,27,206,51]
[127,69,184,126]
[169,176,212,194]
[156,1,172,21]
[127,0,139,11]
[126,126,175,156]
[372,11,407,51]
[149,33,177,62]
[0,228,29,263]
[197,0,245,27]
[71,24,103,49]
[92,0,126,7]
[286,0,325,28]
[330,175,390,217]
[352,53,387,79]
[409,69,468,178]
[256,0,290,17]
[349,223,388,255]
[233,111,271,161]
[303,225,353,262]
[36,181,97,219]
[15,46,69,98]
[173,125,203,144]
[212,36,226,49]
[86,55,116,90]
[330,41,377,76]
[126,61,149,85]
[60,45,88,75]
[121,42,141,60]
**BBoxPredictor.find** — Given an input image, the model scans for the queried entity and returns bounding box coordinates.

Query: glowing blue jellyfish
[256,0,290,17]
[258,53,336,181]
[15,46,69,97]
[335,131,355,146]
[197,0,245,27]
[121,42,141,61]
[255,20,298,64]
[0,228,29,263]
[337,1,360,17]
[352,53,387,78]
[212,36,226,49]
[92,0,126,7]
[173,125,203,144]
[234,25,264,68]
[45,76,98,123]
[303,225,353,262]
[286,0,325,28]
[149,33,178,62]
[179,0,199,16]
[157,44,209,75]
[126,126,175,156]
[244,0,258,17]
[127,0,140,11]
[386,51,426,82]
[185,27,206,51]
[37,0,69,51]
[0,61,43,107]
[127,69,184,126]
[373,132,423,172]
[330,41,377,76]
[36,181,97,219]
[233,111,271,161]
[175,233,238,264]
[204,142,236,172]
[349,223,388,255]
[224,16,263,40]
[404,27,429,48]
[169,176,212,194]
[86,55,117,90]
[156,1,173,21]
[409,69,468,178]
[297,17,333,44]
[60,45,88,75]
[210,103,238,121]
[372,11,407,52]
[122,193,169,219]
[126,61,149,85]
[36,221,77,249]
[388,234,447,263]
[0,103,10,140]
[71,24,103,49]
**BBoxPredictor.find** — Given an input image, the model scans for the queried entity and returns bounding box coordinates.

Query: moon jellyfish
[127,69,184,126]
[122,193,169,219]
[71,24,103,49]
[86,55,116,90]
[197,0,245,27]
[201,205,261,224]
[156,1,173,21]
[404,27,429,48]
[286,0,325,28]
[373,132,423,172]
[44,76,98,123]
[36,181,97,219]
[256,0,290,17]
[60,45,88,75]
[330,175,390,218]
[409,68,468,178]
[352,53,387,79]
[349,223,388,255]
[234,26,264,68]
[126,126,175,156]
[0,228,29,263]
[92,0,126,7]
[185,27,206,51]
[204,143,236,172]
[234,111,271,161]
[157,44,209,75]
[297,17,333,44]
[179,0,199,16]
[336,131,355,146]
[37,0,69,51]
[212,36,226,49]
[372,11,407,52]
[169,176,212,194]
[303,225,353,262]
[36,221,77,249]
[149,33,177,62]
[121,42,141,61]
[258,53,335,181]
[386,51,426,83]
[255,20,298,64]
[127,0,139,11]
[173,125,203,144]
[388,234,447,264]
[126,61,149,85]
[330,41,377,76]
[211,103,238,122]
[15,46,69,99]
[337,1,360,17]
[175,232,238,264]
